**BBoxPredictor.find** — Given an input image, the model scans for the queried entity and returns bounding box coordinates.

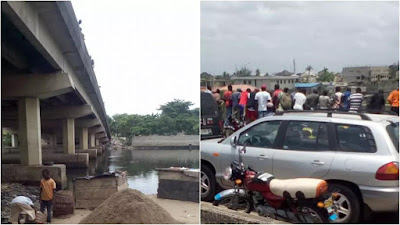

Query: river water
[66,149,199,195]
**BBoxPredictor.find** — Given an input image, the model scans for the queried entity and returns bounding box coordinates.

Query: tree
[306,65,313,72]
[109,99,198,137]
[255,69,261,76]
[222,71,230,77]
[318,68,334,82]
[233,66,252,77]
[264,72,270,76]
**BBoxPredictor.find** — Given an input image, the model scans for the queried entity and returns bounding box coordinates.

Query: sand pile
[80,189,179,224]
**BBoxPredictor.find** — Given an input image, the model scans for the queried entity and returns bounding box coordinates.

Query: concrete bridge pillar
[49,134,57,147]
[18,97,42,166]
[11,133,18,147]
[80,127,88,149]
[63,118,75,154]
[95,138,99,146]
[90,133,96,148]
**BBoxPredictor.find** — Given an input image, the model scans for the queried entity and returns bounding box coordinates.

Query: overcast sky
[201,1,399,75]
[71,0,199,116]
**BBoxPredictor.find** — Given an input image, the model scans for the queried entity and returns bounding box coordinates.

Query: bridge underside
[1,1,110,186]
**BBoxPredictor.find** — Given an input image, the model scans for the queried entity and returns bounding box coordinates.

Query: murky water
[66,149,199,195]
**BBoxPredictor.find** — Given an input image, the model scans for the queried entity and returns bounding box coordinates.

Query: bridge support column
[80,127,88,149]
[18,97,42,166]
[90,133,95,148]
[63,118,75,154]
[11,133,18,147]
[49,134,57,147]
[95,138,99,146]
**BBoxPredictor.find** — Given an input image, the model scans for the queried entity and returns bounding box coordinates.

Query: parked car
[201,111,399,223]
[201,92,223,140]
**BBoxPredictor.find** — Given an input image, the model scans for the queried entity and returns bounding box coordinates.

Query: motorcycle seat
[269,178,328,199]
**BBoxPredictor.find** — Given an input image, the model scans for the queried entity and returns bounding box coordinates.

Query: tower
[293,59,296,74]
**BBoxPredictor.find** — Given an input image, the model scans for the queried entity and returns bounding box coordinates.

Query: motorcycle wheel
[213,195,252,213]
[298,202,329,224]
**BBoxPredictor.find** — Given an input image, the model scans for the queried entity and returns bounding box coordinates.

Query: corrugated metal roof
[294,83,321,88]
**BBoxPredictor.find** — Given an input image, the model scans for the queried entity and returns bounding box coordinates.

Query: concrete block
[75,149,97,159]
[95,146,103,155]
[157,168,199,202]
[201,202,285,224]
[73,171,128,209]
[2,152,89,168]
[1,164,67,190]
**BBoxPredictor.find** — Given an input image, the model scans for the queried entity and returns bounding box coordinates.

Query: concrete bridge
[1,1,111,188]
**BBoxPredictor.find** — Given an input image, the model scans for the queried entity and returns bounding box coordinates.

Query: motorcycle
[213,144,339,223]
[223,113,246,137]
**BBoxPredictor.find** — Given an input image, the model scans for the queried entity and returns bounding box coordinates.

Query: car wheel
[329,183,361,223]
[201,165,216,202]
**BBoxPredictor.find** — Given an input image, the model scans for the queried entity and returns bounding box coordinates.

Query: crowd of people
[205,84,399,125]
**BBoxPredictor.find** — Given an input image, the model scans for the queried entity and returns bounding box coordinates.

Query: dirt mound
[79,189,179,224]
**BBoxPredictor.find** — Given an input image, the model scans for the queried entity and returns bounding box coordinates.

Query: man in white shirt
[255,84,272,118]
[10,196,36,224]
[293,89,307,110]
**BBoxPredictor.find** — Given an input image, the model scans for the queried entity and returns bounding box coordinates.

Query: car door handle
[311,160,325,166]
[258,154,269,159]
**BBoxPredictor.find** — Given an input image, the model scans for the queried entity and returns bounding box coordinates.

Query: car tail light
[375,162,399,180]
[206,118,213,125]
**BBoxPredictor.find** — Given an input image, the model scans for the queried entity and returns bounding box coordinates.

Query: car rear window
[386,122,399,152]
[335,124,376,153]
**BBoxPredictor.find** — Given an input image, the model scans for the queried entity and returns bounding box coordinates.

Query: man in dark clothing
[246,89,259,122]
[340,88,352,111]
[368,90,385,113]
[231,88,242,120]
[305,89,319,110]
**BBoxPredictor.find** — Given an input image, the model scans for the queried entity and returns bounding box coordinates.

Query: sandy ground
[52,195,199,224]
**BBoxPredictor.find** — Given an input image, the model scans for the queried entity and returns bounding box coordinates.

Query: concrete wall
[2,164,67,189]
[131,135,199,147]
[74,172,128,209]
[157,169,199,203]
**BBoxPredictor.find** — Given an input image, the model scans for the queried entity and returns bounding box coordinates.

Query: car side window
[237,121,281,148]
[282,121,329,151]
[335,124,376,153]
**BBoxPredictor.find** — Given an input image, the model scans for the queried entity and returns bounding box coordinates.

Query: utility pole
[293,59,296,74]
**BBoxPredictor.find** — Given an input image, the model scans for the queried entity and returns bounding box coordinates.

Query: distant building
[342,66,371,83]
[342,66,390,83]
[230,76,298,91]
[370,66,390,82]
[294,83,322,95]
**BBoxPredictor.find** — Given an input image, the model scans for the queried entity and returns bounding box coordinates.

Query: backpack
[280,93,292,110]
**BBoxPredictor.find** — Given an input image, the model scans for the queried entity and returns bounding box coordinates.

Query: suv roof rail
[276,110,372,121]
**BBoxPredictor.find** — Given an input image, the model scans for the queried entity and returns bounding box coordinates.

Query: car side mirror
[230,136,237,147]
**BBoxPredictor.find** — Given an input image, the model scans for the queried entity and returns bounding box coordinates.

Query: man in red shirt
[272,84,283,112]
[239,88,250,120]
[223,85,233,124]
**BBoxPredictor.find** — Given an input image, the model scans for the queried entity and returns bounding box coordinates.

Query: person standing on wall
[231,88,242,120]
[293,89,307,110]
[340,88,352,111]
[279,88,293,111]
[387,87,399,115]
[348,88,364,113]
[223,85,233,125]
[246,88,259,122]
[319,90,331,110]
[368,89,385,114]
[305,89,319,110]
[238,88,250,120]
[272,84,283,111]
[255,84,272,118]
[331,87,342,110]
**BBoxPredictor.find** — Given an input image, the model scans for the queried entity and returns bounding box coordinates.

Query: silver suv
[201,111,399,223]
